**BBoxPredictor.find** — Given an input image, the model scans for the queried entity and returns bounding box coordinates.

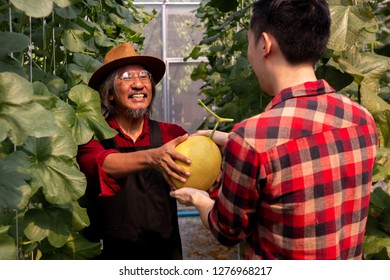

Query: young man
[77,43,191,259]
[171,0,378,259]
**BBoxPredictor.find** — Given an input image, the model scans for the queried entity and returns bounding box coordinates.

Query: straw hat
[88,43,166,90]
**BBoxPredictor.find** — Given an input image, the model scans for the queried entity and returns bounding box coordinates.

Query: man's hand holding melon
[170,100,233,229]
[170,100,232,192]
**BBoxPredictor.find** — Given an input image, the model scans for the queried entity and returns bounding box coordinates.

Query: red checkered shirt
[208,80,378,259]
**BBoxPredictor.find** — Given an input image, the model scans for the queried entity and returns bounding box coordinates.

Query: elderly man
[77,43,190,260]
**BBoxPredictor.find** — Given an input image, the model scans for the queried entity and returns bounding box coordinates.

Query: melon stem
[197,99,234,139]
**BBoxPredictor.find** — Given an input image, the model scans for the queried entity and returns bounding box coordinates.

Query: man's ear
[261,32,272,58]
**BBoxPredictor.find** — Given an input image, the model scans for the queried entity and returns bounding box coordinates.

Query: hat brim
[88,56,166,91]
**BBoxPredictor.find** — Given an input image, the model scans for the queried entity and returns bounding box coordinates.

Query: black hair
[249,0,331,65]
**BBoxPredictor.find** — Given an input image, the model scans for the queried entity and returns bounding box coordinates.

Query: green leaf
[0,72,33,105]
[32,82,77,132]
[209,0,238,13]
[230,78,260,102]
[315,65,354,91]
[201,33,221,45]
[11,0,72,16]
[68,85,117,144]
[84,0,98,6]
[71,202,90,232]
[358,53,390,115]
[24,209,50,242]
[8,136,86,205]
[32,82,58,110]
[1,103,57,145]
[31,158,86,205]
[0,138,14,158]
[232,28,248,52]
[0,226,17,260]
[329,6,368,52]
[42,232,101,260]
[24,207,72,248]
[187,46,203,60]
[0,72,57,146]
[365,217,389,237]
[61,28,86,52]
[10,0,53,18]
[53,0,73,8]
[229,55,252,80]
[363,234,390,259]
[67,53,102,85]
[372,149,390,184]
[331,56,364,85]
[190,61,208,81]
[54,4,80,19]
[92,26,115,48]
[52,101,78,137]
[214,97,251,122]
[30,70,66,96]
[370,187,390,212]
[374,110,390,148]
[47,213,72,247]
[0,57,26,77]
[115,4,135,22]
[379,207,390,235]
[0,158,31,210]
[73,53,102,72]
[0,32,30,56]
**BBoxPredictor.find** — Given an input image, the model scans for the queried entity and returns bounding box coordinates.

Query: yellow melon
[171,135,222,191]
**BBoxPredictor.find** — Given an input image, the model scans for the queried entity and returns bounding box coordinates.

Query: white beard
[124,108,148,119]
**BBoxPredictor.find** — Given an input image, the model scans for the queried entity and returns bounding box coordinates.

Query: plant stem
[197,99,234,138]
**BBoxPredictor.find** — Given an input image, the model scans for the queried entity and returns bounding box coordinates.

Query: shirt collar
[265,79,335,111]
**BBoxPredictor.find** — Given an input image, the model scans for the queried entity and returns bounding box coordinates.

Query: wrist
[192,190,212,208]
[144,148,156,168]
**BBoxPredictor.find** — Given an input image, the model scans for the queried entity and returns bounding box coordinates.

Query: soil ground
[177,205,238,260]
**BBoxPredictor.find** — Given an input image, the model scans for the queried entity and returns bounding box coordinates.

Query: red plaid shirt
[208,80,378,259]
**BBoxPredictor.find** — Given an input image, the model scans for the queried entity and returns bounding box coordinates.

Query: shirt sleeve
[208,128,260,246]
[77,122,187,197]
[77,139,122,196]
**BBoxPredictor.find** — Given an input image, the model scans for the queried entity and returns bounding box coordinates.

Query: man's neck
[269,63,318,96]
[115,114,145,141]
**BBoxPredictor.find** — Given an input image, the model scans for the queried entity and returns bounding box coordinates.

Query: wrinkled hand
[170,187,210,207]
[193,130,229,153]
[149,134,191,186]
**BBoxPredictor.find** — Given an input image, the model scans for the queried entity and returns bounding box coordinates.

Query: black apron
[86,120,182,260]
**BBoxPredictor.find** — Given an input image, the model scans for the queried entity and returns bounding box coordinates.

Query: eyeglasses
[118,70,152,84]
